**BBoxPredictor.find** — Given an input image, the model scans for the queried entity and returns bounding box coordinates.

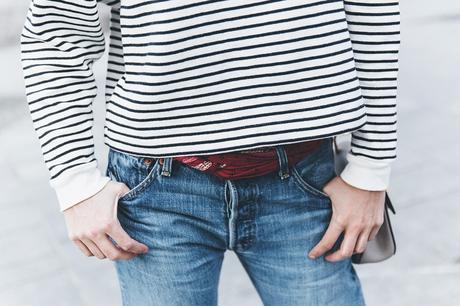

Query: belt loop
[275,146,290,180]
[161,157,173,177]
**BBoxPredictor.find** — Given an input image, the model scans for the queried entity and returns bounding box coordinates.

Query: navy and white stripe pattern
[344,0,399,160]
[20,0,399,210]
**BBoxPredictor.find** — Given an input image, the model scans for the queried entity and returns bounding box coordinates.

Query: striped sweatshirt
[20,0,400,211]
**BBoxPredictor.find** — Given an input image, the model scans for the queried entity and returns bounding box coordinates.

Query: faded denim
[105,138,365,306]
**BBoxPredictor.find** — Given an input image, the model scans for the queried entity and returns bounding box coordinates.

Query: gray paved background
[1,1,460,305]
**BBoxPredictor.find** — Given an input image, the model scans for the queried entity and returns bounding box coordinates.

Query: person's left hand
[308,176,385,262]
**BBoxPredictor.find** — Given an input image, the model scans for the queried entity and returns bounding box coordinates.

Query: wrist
[339,153,392,191]
[50,163,111,212]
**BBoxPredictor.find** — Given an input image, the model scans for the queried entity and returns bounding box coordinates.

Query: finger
[325,228,359,262]
[354,230,371,254]
[81,238,106,259]
[107,221,149,254]
[369,225,381,241]
[74,240,93,257]
[95,234,137,261]
[308,219,344,259]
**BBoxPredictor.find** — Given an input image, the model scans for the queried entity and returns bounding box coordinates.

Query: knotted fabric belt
[158,139,324,180]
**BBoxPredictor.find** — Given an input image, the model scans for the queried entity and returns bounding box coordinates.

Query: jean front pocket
[106,148,161,202]
[290,138,336,201]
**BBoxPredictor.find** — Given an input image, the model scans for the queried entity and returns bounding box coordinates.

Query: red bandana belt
[167,139,324,180]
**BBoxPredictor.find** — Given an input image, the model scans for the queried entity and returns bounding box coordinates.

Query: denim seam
[226,180,238,251]
[235,203,257,252]
[119,159,161,201]
[290,165,331,199]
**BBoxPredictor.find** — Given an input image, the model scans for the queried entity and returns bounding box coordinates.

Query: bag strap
[332,136,341,154]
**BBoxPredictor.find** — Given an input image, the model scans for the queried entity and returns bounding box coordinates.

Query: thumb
[119,182,130,196]
[111,182,129,217]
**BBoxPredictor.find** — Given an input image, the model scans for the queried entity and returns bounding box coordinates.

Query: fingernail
[308,254,316,259]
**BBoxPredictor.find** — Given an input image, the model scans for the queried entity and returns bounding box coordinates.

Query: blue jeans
[105,138,365,306]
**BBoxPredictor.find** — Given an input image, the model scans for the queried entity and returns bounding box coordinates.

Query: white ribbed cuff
[339,153,392,191]
[50,164,111,212]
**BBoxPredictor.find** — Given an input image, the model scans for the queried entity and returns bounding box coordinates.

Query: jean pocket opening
[108,154,161,202]
[291,165,332,200]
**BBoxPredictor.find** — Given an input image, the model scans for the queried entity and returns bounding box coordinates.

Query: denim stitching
[291,165,331,200]
[119,159,161,201]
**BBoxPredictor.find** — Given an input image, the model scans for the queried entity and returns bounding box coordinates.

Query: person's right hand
[63,181,149,260]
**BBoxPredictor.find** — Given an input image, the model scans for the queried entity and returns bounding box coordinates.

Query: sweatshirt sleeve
[20,0,116,211]
[339,0,401,191]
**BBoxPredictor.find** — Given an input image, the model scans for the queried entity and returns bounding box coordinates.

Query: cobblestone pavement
[1,1,459,305]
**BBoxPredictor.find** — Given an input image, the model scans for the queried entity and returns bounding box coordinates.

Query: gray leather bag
[333,137,396,264]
